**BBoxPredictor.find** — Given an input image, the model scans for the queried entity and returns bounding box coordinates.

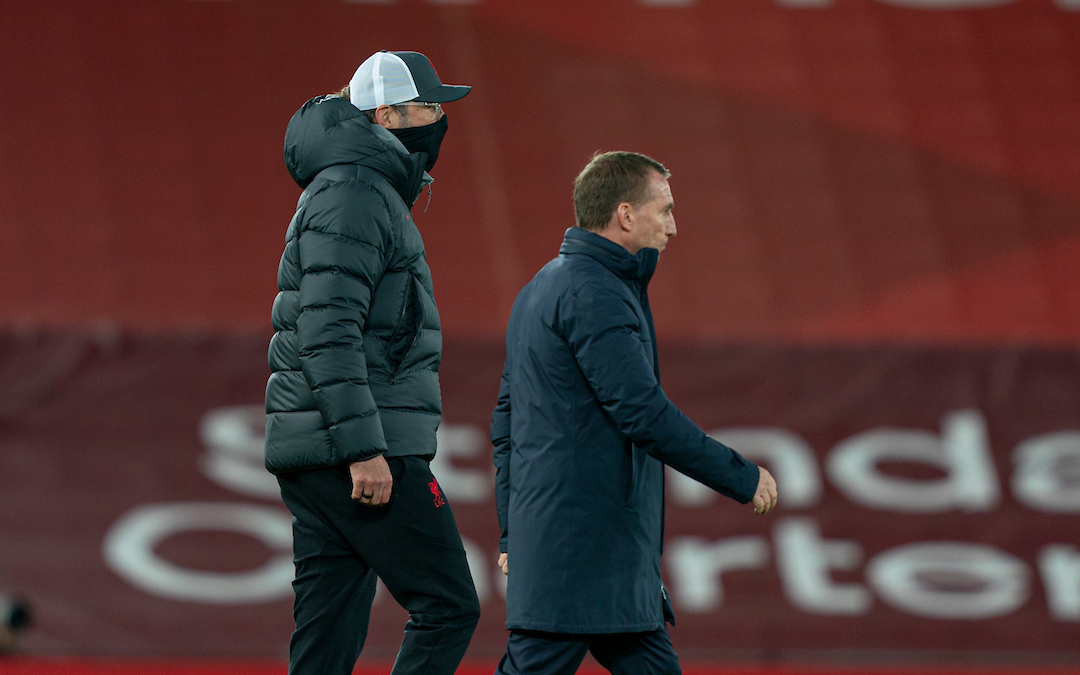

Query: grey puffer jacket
[265,95,442,474]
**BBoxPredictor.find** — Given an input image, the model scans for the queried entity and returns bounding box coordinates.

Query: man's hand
[497,552,508,576]
[752,466,777,515]
[350,455,393,507]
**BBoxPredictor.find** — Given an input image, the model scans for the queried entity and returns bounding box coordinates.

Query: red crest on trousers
[429,478,445,508]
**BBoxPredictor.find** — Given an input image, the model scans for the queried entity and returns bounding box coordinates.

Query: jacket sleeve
[564,281,759,503]
[295,183,391,464]
[491,357,512,553]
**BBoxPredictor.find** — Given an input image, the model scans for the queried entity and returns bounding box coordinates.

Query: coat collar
[559,227,659,287]
[284,95,430,206]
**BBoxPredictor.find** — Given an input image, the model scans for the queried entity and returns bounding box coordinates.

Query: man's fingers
[752,488,778,514]
[371,481,392,507]
[352,481,377,502]
[751,466,778,515]
[764,490,777,514]
[358,479,392,507]
[350,456,393,507]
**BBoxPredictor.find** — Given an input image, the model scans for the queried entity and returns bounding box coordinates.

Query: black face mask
[389,114,448,172]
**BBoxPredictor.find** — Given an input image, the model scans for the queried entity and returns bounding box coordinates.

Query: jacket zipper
[389,277,425,384]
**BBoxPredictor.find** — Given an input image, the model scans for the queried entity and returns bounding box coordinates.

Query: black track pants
[277,456,481,675]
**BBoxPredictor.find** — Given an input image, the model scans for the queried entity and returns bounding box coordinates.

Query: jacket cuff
[344,449,386,464]
[738,461,761,504]
[329,412,387,464]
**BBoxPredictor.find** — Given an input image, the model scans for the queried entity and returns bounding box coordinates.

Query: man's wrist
[349,451,386,466]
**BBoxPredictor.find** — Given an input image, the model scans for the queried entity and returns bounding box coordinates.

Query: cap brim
[414,84,471,103]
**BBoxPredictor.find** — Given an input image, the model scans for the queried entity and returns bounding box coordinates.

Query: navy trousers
[277,456,480,675]
[495,628,682,675]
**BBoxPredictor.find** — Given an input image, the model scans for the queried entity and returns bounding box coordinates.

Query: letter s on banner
[103,502,293,604]
[200,405,281,501]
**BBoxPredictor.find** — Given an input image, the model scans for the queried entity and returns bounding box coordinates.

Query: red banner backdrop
[1,0,1079,342]
[2,0,1080,668]
[0,332,1076,663]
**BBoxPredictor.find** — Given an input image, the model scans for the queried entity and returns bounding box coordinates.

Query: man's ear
[616,202,634,232]
[374,105,395,129]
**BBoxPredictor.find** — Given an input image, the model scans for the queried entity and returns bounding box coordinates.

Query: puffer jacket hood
[284,95,425,201]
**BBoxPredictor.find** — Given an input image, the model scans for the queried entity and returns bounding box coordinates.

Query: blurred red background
[0,0,1077,671]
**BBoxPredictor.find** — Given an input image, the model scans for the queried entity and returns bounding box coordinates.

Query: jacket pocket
[388,275,426,382]
[624,441,648,508]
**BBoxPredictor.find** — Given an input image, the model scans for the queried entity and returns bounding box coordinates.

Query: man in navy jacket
[491,151,778,675]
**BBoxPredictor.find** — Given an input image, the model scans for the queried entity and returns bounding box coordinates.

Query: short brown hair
[336,84,402,124]
[573,151,670,232]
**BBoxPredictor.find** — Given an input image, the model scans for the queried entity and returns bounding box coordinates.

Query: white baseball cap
[349,50,471,110]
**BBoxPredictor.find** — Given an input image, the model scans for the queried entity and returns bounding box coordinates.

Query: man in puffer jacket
[265,51,480,675]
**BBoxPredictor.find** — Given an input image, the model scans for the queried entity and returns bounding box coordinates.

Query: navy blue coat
[491,227,760,634]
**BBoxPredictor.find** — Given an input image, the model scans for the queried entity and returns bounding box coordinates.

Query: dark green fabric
[266,95,442,474]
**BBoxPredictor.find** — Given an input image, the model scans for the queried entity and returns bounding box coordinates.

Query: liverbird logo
[429,477,445,508]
